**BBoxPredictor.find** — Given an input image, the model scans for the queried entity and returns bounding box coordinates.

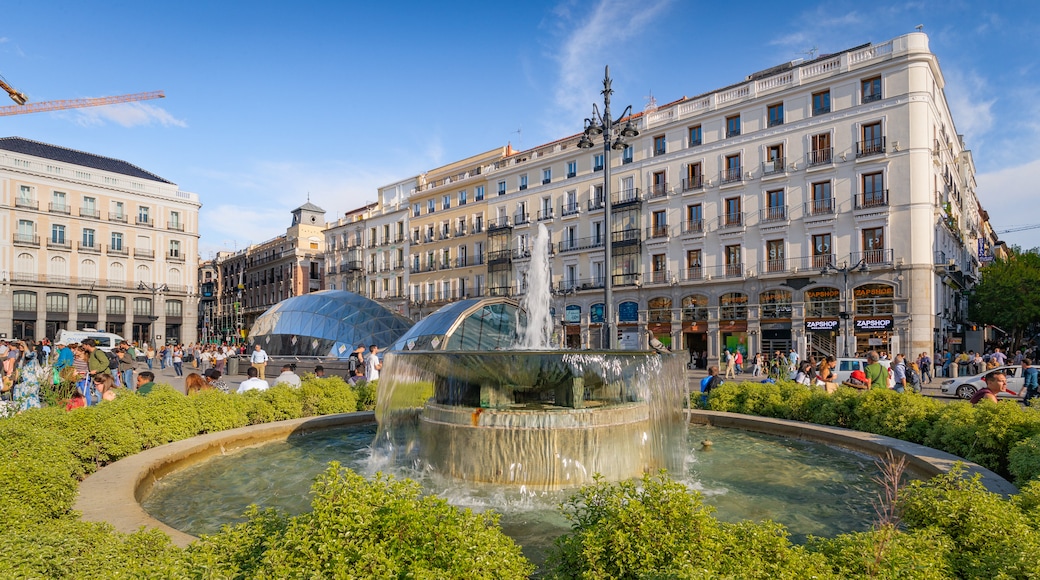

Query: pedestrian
[145,344,155,371]
[237,367,270,393]
[918,352,932,384]
[366,345,382,381]
[172,344,184,377]
[250,344,269,380]
[1023,358,1038,405]
[163,345,173,370]
[865,350,887,390]
[723,349,735,379]
[969,370,1015,405]
[734,350,743,374]
[892,354,907,393]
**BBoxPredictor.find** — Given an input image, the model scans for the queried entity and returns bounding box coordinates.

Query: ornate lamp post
[138,282,168,346]
[821,259,869,357]
[577,66,639,349]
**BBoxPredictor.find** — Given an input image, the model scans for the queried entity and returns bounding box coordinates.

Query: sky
[2,0,1039,257]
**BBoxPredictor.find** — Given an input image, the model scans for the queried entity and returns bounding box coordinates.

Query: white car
[791,358,893,388]
[939,365,1023,400]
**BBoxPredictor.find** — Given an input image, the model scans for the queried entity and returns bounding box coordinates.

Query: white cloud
[943,69,995,146]
[71,102,187,128]
[976,158,1040,249]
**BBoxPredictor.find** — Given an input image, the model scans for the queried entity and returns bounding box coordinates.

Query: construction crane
[996,224,1040,235]
[0,72,163,117]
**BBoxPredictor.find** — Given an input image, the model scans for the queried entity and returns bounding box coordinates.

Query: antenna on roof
[644,91,658,113]
[915,24,924,32]
[512,126,522,150]
[802,46,819,59]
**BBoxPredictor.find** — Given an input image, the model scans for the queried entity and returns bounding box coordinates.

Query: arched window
[16,253,35,277]
[49,256,68,280]
[108,261,125,284]
[136,264,151,284]
[77,294,99,315]
[80,259,98,282]
[166,300,183,317]
[759,289,792,319]
[106,296,126,316]
[854,284,894,316]
[720,292,748,320]
[806,287,841,317]
[681,295,708,322]
[169,268,183,288]
[648,297,672,323]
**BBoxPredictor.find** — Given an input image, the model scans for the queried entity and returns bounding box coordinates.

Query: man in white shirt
[250,344,269,379]
[366,345,382,381]
[273,364,302,388]
[236,366,269,393]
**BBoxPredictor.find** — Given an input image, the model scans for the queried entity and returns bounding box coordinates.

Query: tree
[968,250,1040,349]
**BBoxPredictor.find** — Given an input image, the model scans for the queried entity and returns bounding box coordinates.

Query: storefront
[805,286,841,357]
[647,297,673,348]
[618,301,640,350]
[759,289,792,354]
[589,302,604,349]
[564,304,582,349]
[682,295,708,367]
[720,292,748,356]
[854,283,895,355]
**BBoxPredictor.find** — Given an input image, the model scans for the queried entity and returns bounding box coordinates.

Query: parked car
[791,358,893,388]
[939,365,1023,400]
[54,329,126,352]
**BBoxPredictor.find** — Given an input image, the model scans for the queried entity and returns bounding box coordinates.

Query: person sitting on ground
[203,368,229,393]
[970,369,1017,405]
[237,366,270,393]
[136,371,157,395]
[273,364,302,388]
[185,372,209,395]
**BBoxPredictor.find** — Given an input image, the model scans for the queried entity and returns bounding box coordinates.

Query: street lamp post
[821,259,868,357]
[577,65,639,350]
[138,282,168,347]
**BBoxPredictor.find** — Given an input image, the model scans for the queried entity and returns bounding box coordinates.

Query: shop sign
[806,288,840,300]
[565,304,581,324]
[854,285,894,299]
[805,319,840,332]
[618,301,639,323]
[590,303,604,324]
[855,317,893,331]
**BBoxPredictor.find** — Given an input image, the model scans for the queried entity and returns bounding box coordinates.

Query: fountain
[374,223,687,490]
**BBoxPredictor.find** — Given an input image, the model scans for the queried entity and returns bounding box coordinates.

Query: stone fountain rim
[74,410,1016,548]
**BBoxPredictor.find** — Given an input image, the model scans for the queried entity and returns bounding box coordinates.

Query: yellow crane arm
[0,77,28,105]
[0,90,165,117]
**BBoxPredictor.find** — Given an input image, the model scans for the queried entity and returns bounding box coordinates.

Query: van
[54,329,126,352]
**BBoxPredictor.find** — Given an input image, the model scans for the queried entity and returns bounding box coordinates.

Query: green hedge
[705,381,1040,485]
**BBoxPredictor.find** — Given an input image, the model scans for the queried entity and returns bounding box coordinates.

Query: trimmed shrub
[1010,434,1040,488]
[260,385,304,421]
[193,389,251,433]
[0,420,80,524]
[807,526,953,579]
[297,376,357,416]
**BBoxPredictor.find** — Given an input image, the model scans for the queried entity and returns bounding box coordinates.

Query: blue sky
[3,0,1039,256]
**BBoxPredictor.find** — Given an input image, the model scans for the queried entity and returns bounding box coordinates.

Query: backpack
[105,350,119,370]
[905,366,920,386]
[348,353,360,373]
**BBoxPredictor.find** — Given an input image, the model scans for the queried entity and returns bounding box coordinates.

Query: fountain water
[516,223,554,350]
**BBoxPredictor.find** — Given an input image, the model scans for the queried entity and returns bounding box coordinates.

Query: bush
[297,376,357,416]
[260,385,304,421]
[807,526,952,579]
[1010,435,1040,494]
[193,389,251,433]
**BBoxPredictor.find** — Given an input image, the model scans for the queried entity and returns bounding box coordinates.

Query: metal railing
[107,245,128,256]
[109,212,128,223]
[762,157,785,176]
[49,202,71,214]
[612,188,641,205]
[806,148,833,167]
[681,220,704,235]
[558,235,604,253]
[537,208,554,221]
[720,167,742,184]
[14,233,40,246]
[850,249,894,265]
[680,267,703,281]
[561,203,580,217]
[805,198,835,216]
[79,208,101,219]
[134,248,155,258]
[717,213,743,229]
[681,175,704,192]
[15,198,39,210]
[647,183,669,199]
[856,137,886,158]
[760,206,787,222]
[855,190,889,209]
[646,225,669,239]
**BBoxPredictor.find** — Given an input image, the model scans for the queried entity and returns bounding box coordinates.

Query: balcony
[646,225,670,240]
[542,177,551,185]
[717,213,744,230]
[514,213,530,226]
[647,183,670,200]
[488,216,512,230]
[107,245,128,256]
[855,190,889,210]
[49,202,71,215]
[79,208,101,219]
[14,233,40,247]
[47,238,72,250]
[587,197,605,211]
[15,198,39,210]
[77,241,101,253]
[167,252,185,262]
[346,260,363,271]
[487,286,512,297]
[680,266,703,282]
[760,206,787,223]
[567,170,576,178]
[613,273,640,287]
[856,137,886,158]
[134,248,155,259]
[136,217,154,227]
[561,202,580,217]
[611,228,642,246]
[537,208,554,221]
[454,226,467,237]
[806,148,833,167]
[611,188,641,207]
[681,175,704,192]
[804,254,836,270]
[759,258,792,275]
[805,198,835,217]
[863,91,882,104]
[720,167,743,185]
[472,223,484,234]
[646,270,671,285]
[109,212,128,223]
[681,220,704,235]
[455,256,470,268]
[167,221,185,232]
[558,235,604,253]
[557,278,604,293]
[851,249,894,266]
[761,157,785,176]
[488,249,513,264]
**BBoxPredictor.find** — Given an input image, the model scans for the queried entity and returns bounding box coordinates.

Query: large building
[330,32,989,367]
[211,202,326,342]
[0,137,200,344]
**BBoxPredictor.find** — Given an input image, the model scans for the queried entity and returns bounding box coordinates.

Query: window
[17,185,34,204]
[765,189,785,221]
[724,245,742,277]
[52,191,68,213]
[497,181,506,196]
[563,190,578,215]
[684,204,703,234]
[46,293,69,313]
[137,206,150,225]
[15,219,35,244]
[622,145,633,164]
[862,76,882,103]
[859,121,884,157]
[539,196,553,220]
[51,224,66,244]
[459,190,467,206]
[766,240,785,272]
[427,199,436,214]
[113,201,125,219]
[722,154,741,183]
[812,90,831,115]
[653,135,666,156]
[688,125,702,146]
[412,203,421,217]
[811,181,833,214]
[593,154,604,171]
[13,290,37,312]
[765,144,784,174]
[812,234,833,268]
[519,174,528,190]
[861,172,886,207]
[683,162,703,191]
[111,232,123,251]
[169,211,181,229]
[809,133,832,165]
[542,168,551,184]
[169,240,181,258]
[566,160,577,178]
[442,195,451,210]
[862,227,885,263]
[651,171,667,198]
[82,228,96,248]
[687,249,702,274]
[724,197,742,226]
[651,210,667,238]
[106,296,126,315]
[77,294,98,314]
[475,185,485,201]
[82,196,97,218]
[133,297,152,316]
[166,300,183,317]
[767,103,784,127]
[726,115,741,138]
